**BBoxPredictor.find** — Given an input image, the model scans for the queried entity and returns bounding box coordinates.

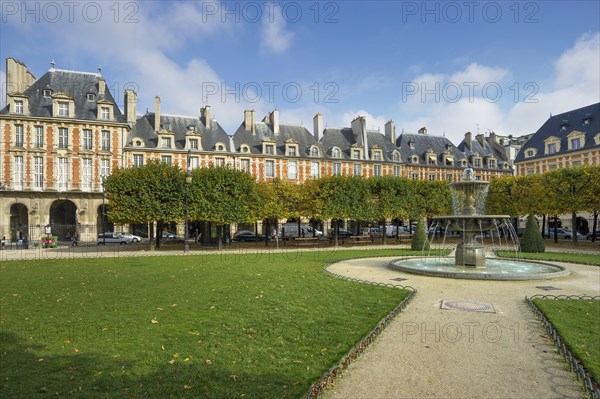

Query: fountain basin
[389,257,569,280]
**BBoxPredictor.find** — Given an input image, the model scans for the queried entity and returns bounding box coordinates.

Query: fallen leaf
[156,307,163,311]
[184,384,191,390]
[151,318,159,324]
[168,359,176,364]
[205,359,212,365]
[230,374,238,381]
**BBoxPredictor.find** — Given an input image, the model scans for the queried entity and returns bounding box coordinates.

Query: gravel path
[323,257,600,399]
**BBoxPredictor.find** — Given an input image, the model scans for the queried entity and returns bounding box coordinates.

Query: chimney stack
[487,132,497,146]
[313,113,324,141]
[418,127,427,134]
[270,109,279,135]
[124,89,137,125]
[385,120,396,144]
[244,110,256,133]
[98,77,106,96]
[201,105,211,129]
[351,116,368,159]
[464,132,472,149]
[476,133,484,145]
[154,96,161,132]
[5,58,36,101]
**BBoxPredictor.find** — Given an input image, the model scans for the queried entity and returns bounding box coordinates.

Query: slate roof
[457,134,510,169]
[320,128,400,161]
[127,113,230,151]
[514,102,600,163]
[232,122,319,156]
[0,69,125,123]
[397,132,467,166]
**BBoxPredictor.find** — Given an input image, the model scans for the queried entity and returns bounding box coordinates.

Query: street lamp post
[184,150,192,254]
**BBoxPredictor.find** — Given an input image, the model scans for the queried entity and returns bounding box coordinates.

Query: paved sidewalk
[323,257,600,399]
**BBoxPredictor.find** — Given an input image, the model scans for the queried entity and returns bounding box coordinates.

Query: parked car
[120,233,142,243]
[233,230,264,242]
[544,228,584,239]
[97,232,137,245]
[280,224,323,239]
[586,230,600,240]
[328,228,354,237]
[159,232,185,244]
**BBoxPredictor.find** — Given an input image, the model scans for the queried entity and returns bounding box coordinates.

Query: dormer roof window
[87,93,96,101]
[583,113,592,125]
[43,89,52,98]
[560,120,568,131]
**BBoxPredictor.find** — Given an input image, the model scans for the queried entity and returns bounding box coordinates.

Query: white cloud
[260,4,293,53]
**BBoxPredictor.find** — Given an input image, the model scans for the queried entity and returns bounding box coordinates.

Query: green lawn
[496,251,600,266]
[0,249,415,399]
[531,299,600,381]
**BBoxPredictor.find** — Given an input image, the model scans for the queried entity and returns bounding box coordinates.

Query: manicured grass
[532,299,600,381]
[0,249,417,398]
[497,251,600,266]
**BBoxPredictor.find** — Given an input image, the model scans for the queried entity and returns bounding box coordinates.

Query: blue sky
[1,0,599,143]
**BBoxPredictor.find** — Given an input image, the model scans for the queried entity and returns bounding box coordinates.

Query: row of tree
[485,165,600,243]
[104,161,600,246]
[104,160,452,246]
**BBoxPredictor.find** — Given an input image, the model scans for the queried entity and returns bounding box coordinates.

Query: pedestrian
[72,231,79,246]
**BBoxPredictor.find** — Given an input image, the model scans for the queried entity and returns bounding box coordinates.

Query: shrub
[411,219,430,251]
[520,214,545,253]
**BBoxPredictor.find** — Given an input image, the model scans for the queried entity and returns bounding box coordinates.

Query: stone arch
[49,200,78,241]
[9,203,29,241]
[96,204,114,235]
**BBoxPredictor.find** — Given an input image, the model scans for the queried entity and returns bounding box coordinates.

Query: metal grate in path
[440,300,496,313]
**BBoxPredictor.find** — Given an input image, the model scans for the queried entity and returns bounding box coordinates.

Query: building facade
[0,58,514,242]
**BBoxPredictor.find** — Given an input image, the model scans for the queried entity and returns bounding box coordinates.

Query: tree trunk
[592,212,598,242]
[571,212,578,245]
[217,225,223,250]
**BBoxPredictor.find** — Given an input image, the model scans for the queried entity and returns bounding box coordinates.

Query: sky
[1,0,599,144]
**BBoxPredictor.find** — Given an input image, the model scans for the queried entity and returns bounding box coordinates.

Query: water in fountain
[389,168,568,280]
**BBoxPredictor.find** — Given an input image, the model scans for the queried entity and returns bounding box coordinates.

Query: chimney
[418,127,427,134]
[124,89,137,125]
[244,110,255,133]
[313,113,324,141]
[201,105,211,129]
[351,116,368,159]
[487,132,497,146]
[270,109,279,135]
[385,120,396,144]
[98,77,106,96]
[154,96,161,132]
[476,133,484,145]
[464,132,472,149]
[5,58,36,100]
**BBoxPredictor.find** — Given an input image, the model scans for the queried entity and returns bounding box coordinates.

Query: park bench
[350,235,374,246]
[293,237,319,247]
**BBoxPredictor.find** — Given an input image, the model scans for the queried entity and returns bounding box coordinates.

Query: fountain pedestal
[455,242,485,268]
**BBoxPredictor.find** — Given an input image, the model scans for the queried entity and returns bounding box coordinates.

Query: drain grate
[390,277,407,282]
[536,286,562,291]
[440,300,496,313]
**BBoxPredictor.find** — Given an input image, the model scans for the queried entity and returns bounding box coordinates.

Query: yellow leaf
[151,318,159,324]
[184,384,191,390]
[205,359,212,365]
[168,359,176,364]
[161,345,165,351]
[156,307,163,311]
[183,357,190,362]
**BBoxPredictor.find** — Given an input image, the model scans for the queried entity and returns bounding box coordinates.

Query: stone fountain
[433,167,509,268]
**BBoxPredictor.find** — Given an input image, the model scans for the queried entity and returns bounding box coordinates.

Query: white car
[97,232,142,245]
[544,228,584,239]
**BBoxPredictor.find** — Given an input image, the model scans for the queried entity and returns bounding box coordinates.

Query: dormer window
[310,146,320,157]
[285,140,299,157]
[392,151,400,162]
[488,159,496,168]
[409,141,415,149]
[544,136,561,155]
[352,149,361,159]
[58,102,69,117]
[241,144,250,153]
[162,137,172,149]
[101,107,110,120]
[411,155,419,164]
[583,114,592,125]
[189,139,198,149]
[332,147,341,159]
[472,156,482,168]
[560,120,568,131]
[43,89,52,98]
[87,93,96,101]
[461,159,467,167]
[425,150,437,165]
[14,100,23,114]
[216,143,226,151]
[567,131,585,151]
[187,125,196,132]
[372,150,382,161]
[288,146,296,156]
[265,144,274,155]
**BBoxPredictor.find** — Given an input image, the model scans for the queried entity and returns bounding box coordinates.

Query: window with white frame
[34,156,44,189]
[133,154,144,167]
[101,130,111,151]
[161,137,171,149]
[287,160,298,179]
[310,161,320,178]
[571,137,581,150]
[13,156,24,190]
[265,160,275,178]
[332,148,341,158]
[311,147,319,157]
[58,102,69,117]
[473,158,481,167]
[82,158,93,191]
[189,139,198,149]
[488,159,496,168]
[353,163,362,176]
[15,124,24,147]
[288,146,297,156]
[83,129,93,150]
[393,165,400,177]
[374,164,382,176]
[161,155,172,164]
[58,127,68,149]
[14,100,23,114]
[240,159,250,173]
[100,159,110,181]
[547,143,557,154]
[87,93,95,101]
[101,107,110,120]
[411,172,419,180]
[189,157,199,169]
[265,144,274,155]
[333,162,342,175]
[393,152,400,162]
[57,157,68,191]
[215,158,225,167]
[352,149,360,159]
[372,151,382,161]
[35,126,44,147]
[428,173,436,180]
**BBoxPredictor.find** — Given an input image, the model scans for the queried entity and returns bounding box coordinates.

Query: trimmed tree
[411,219,430,251]
[520,214,545,253]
